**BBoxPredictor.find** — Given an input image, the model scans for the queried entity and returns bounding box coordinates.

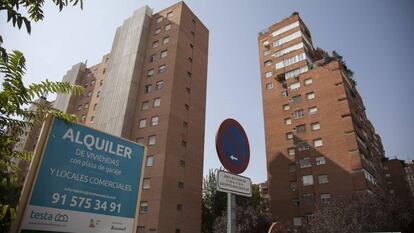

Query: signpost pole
[227,193,236,233]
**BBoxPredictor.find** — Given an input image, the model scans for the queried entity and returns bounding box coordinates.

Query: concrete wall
[94,6,152,137]
[54,63,86,112]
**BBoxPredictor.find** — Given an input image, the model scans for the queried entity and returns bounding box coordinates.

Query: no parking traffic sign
[215,118,250,174]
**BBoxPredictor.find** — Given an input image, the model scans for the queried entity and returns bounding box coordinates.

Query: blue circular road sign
[215,118,250,174]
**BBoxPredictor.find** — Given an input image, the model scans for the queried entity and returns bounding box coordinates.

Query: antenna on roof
[84,59,88,66]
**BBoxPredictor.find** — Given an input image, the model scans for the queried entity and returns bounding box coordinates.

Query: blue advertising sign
[215,119,250,174]
[20,118,145,233]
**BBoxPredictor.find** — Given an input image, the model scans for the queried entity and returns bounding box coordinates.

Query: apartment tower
[258,13,386,229]
[53,2,208,232]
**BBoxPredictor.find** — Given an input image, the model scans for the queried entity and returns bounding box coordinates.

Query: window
[175,229,181,233]
[275,53,307,70]
[264,50,271,56]
[160,50,168,58]
[84,103,89,109]
[303,193,315,204]
[293,109,304,119]
[181,140,187,147]
[264,60,272,66]
[288,148,295,156]
[158,65,166,73]
[296,140,310,151]
[281,90,288,97]
[77,105,82,110]
[321,194,331,204]
[304,78,313,85]
[154,28,161,35]
[156,80,164,90]
[288,163,296,172]
[286,132,293,140]
[156,16,163,23]
[291,95,301,104]
[285,66,308,80]
[291,198,300,207]
[179,160,186,167]
[295,124,306,133]
[300,157,311,168]
[283,104,290,111]
[147,69,154,78]
[81,115,86,122]
[100,79,103,86]
[285,118,292,125]
[150,54,156,63]
[93,104,97,111]
[183,121,188,128]
[188,57,193,63]
[163,36,170,44]
[151,116,159,126]
[146,155,154,167]
[385,173,391,178]
[97,91,100,98]
[87,91,92,97]
[148,135,156,146]
[145,84,152,94]
[139,201,148,214]
[302,175,314,186]
[187,72,192,78]
[178,181,184,188]
[177,204,183,211]
[152,41,159,48]
[90,116,94,123]
[90,80,95,85]
[318,174,329,184]
[185,104,190,110]
[316,156,326,165]
[289,82,301,90]
[141,101,149,110]
[306,92,315,100]
[165,23,171,31]
[186,87,191,93]
[167,11,174,18]
[313,138,323,147]
[153,97,161,107]
[293,217,302,226]
[309,106,318,115]
[266,82,274,91]
[143,178,151,189]
[262,40,269,46]
[265,71,272,78]
[139,119,147,128]
[311,122,320,131]
[290,181,297,191]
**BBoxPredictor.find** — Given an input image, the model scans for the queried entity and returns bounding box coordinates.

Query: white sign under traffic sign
[216,170,252,197]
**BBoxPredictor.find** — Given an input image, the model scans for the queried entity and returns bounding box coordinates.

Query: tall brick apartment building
[258,13,386,229]
[37,2,208,233]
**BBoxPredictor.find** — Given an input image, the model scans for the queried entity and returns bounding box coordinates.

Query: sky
[1,0,414,183]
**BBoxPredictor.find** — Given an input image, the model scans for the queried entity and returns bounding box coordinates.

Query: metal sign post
[215,118,251,233]
[227,193,236,233]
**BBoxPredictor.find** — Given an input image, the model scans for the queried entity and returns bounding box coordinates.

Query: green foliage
[0,51,83,232]
[202,169,227,233]
[202,170,272,233]
[0,0,83,34]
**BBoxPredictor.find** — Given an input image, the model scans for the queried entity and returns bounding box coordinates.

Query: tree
[202,169,227,233]
[0,1,84,232]
[0,0,83,61]
[306,191,414,233]
[202,170,273,233]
